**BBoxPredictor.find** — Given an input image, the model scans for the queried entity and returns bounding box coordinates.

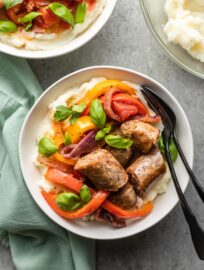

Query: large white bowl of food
[0,0,117,58]
[19,66,193,239]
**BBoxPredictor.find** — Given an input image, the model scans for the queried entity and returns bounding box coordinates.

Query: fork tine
[141,86,171,126]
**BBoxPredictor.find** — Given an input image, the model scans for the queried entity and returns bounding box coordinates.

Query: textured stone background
[1,0,204,269]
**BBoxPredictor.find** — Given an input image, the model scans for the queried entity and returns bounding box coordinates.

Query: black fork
[141,86,204,260]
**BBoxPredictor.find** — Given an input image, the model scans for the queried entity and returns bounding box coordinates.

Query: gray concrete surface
[1,0,204,269]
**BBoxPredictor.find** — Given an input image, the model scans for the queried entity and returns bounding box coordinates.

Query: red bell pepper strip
[41,189,109,219]
[45,168,84,193]
[102,200,153,218]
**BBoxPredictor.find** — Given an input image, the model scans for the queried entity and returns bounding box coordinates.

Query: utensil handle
[173,132,204,202]
[163,134,204,260]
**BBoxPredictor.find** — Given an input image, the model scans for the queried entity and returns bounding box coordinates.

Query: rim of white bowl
[139,0,204,80]
[19,66,194,239]
[0,0,117,59]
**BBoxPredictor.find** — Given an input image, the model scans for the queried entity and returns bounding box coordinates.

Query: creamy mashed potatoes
[36,77,170,201]
[0,0,106,50]
[164,0,204,62]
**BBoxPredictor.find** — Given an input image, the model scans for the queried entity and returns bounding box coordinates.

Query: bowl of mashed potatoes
[0,0,117,59]
[140,0,204,79]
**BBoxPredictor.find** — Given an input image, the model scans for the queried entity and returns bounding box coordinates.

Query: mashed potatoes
[164,0,204,62]
[0,0,105,50]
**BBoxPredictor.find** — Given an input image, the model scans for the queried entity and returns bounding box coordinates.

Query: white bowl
[19,66,193,239]
[0,1,117,59]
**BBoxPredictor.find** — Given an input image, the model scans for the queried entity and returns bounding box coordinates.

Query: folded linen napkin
[0,53,95,270]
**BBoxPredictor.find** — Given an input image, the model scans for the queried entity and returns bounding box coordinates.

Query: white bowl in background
[0,1,117,59]
[19,66,193,239]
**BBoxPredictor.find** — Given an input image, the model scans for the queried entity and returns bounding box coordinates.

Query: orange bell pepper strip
[64,116,96,144]
[41,189,109,219]
[45,167,84,193]
[52,122,64,146]
[78,80,135,107]
[102,200,153,218]
[53,152,76,166]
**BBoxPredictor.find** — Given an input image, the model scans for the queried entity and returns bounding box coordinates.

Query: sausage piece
[105,146,132,167]
[126,147,166,197]
[74,149,128,191]
[109,183,137,209]
[120,120,160,153]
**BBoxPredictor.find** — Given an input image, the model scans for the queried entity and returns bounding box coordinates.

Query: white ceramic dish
[19,66,193,240]
[0,1,117,59]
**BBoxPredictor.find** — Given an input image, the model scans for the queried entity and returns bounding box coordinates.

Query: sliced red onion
[131,115,161,124]
[61,130,99,159]
[61,144,77,156]
[103,88,123,122]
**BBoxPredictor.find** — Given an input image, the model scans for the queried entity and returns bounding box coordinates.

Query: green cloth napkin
[0,53,95,270]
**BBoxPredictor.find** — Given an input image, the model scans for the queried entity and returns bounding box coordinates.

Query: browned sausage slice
[120,120,160,153]
[109,183,137,209]
[126,147,166,197]
[105,146,132,167]
[74,149,128,191]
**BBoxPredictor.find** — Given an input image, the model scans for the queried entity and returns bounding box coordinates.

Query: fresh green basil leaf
[95,130,105,141]
[90,99,106,129]
[69,113,79,125]
[56,192,81,211]
[19,11,40,23]
[25,21,32,31]
[169,139,178,162]
[80,185,91,204]
[95,124,112,141]
[72,103,86,113]
[38,137,58,157]
[105,135,133,149]
[75,3,86,24]
[103,124,112,134]
[158,135,178,162]
[54,105,72,121]
[49,3,74,27]
[3,0,23,9]
[0,20,17,32]
[64,131,71,146]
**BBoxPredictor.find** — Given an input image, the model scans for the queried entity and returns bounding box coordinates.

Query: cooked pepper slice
[45,167,83,193]
[102,200,153,218]
[41,189,109,219]
[63,116,96,143]
[78,80,135,107]
[53,152,76,166]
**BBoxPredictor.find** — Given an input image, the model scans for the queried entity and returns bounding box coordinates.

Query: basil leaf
[69,113,79,125]
[75,3,86,24]
[0,20,17,32]
[90,99,106,129]
[64,131,71,146]
[95,130,106,141]
[80,185,91,204]
[54,105,72,121]
[95,124,112,141]
[19,12,40,23]
[38,137,58,157]
[158,135,178,162]
[105,135,133,149]
[3,0,23,9]
[72,103,86,113]
[56,192,81,211]
[49,3,74,27]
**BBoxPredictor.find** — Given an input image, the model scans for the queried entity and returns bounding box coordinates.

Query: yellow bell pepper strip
[65,116,96,144]
[102,200,153,219]
[41,189,109,219]
[78,80,135,107]
[52,122,64,146]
